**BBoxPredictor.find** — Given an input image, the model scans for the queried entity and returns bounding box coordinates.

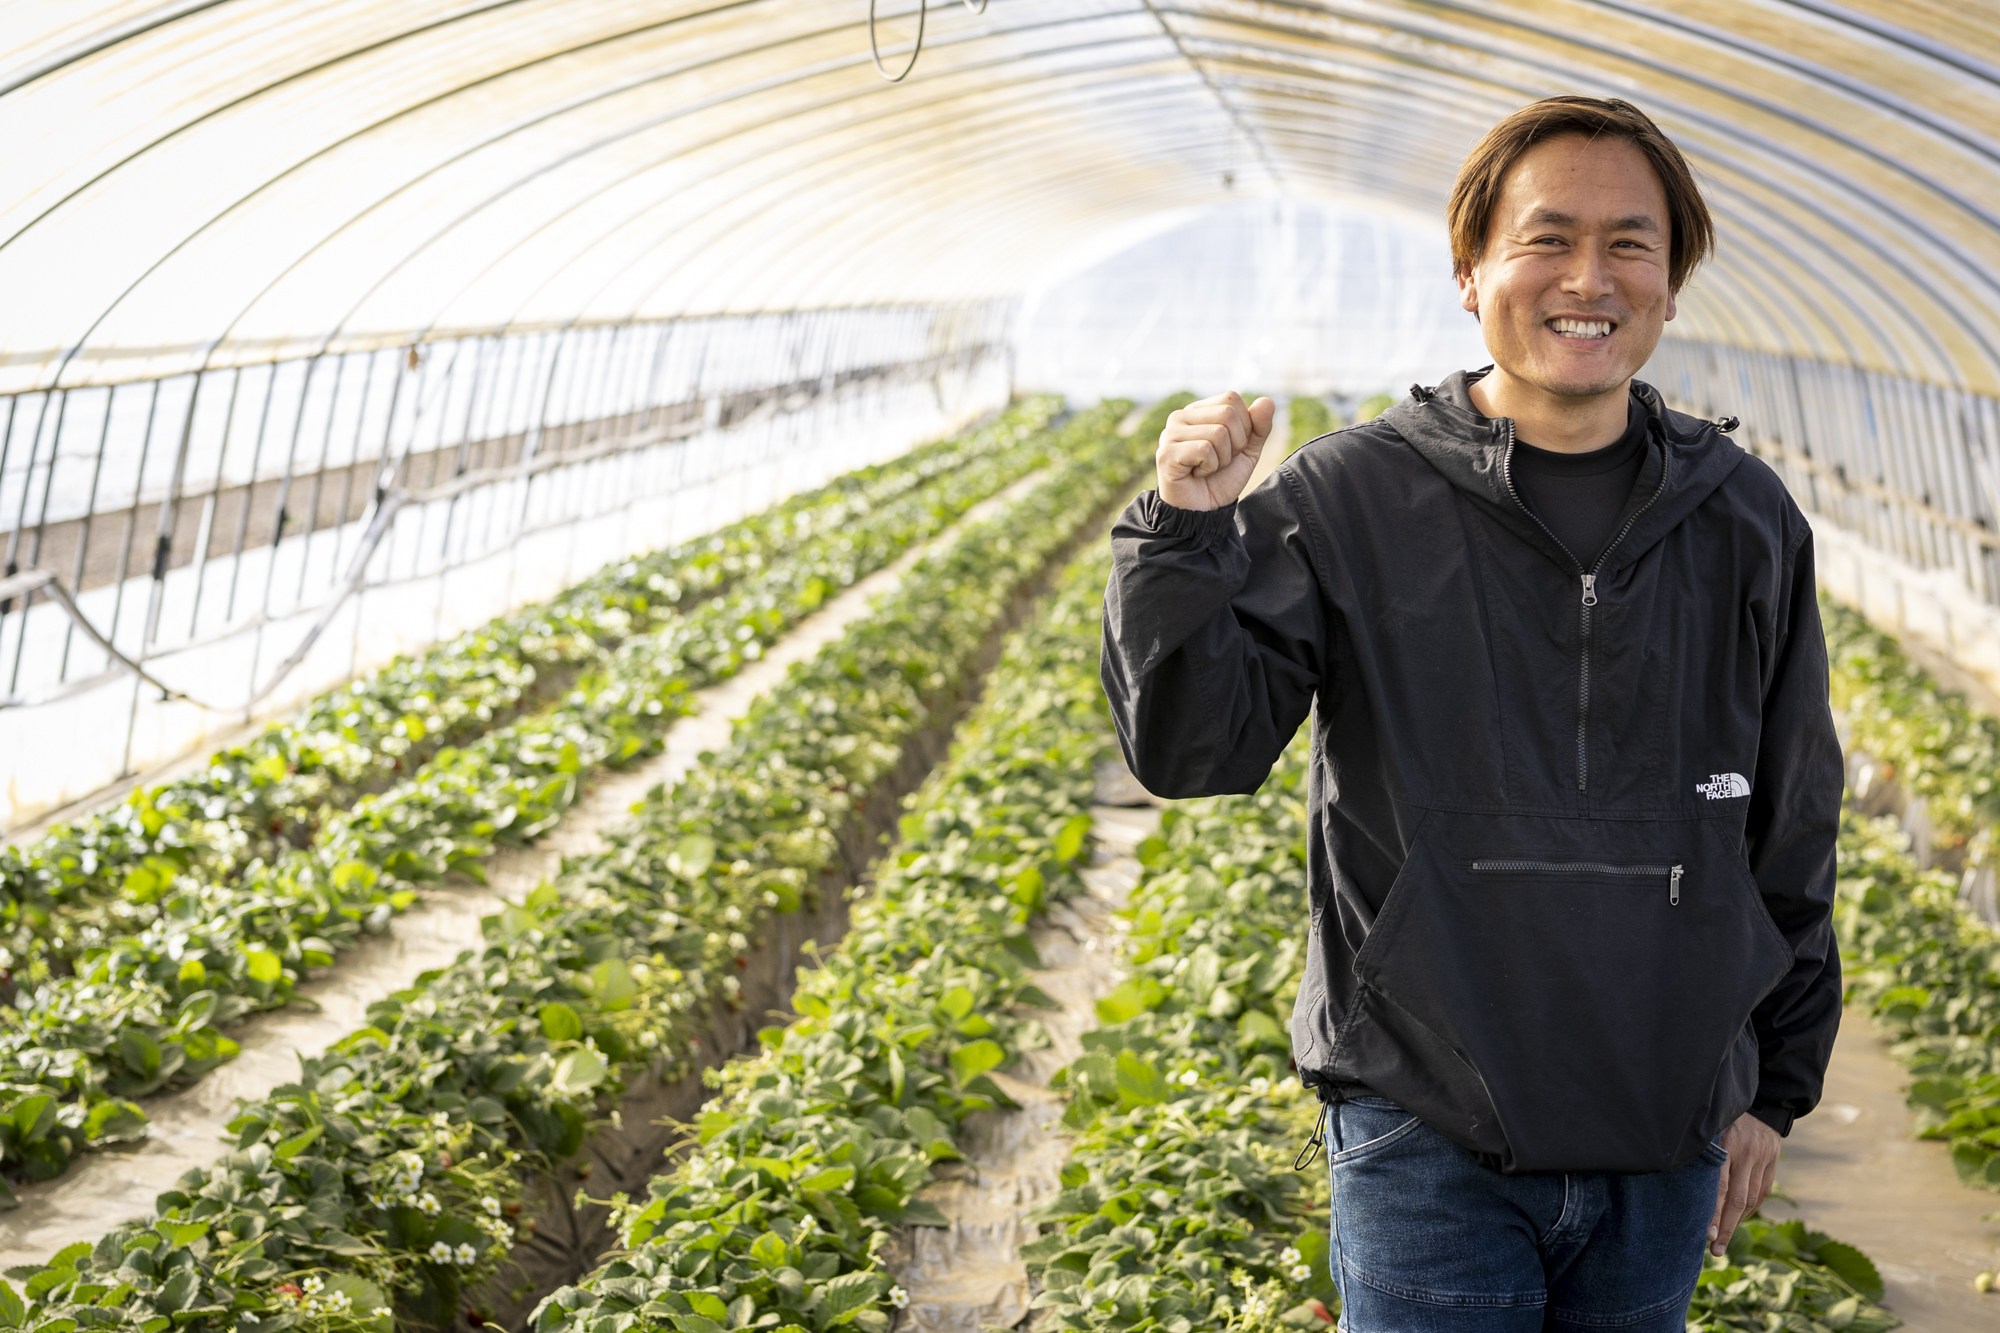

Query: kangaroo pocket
[1350,812,1793,1174]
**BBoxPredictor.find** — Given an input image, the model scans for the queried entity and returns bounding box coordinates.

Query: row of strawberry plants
[1822,596,2000,860]
[1819,599,2000,1191]
[6,402,1146,1332]
[1022,754,1893,1332]
[1023,741,1326,1333]
[0,403,1069,1194]
[2,396,1059,980]
[529,530,1123,1333]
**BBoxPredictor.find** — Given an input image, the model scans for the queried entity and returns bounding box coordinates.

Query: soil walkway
[1768,1008,2000,1331]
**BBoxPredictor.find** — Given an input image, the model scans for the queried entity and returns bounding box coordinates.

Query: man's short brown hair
[1447,96,1714,291]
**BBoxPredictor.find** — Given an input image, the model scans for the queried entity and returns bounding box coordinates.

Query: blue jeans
[1327,1097,1723,1331]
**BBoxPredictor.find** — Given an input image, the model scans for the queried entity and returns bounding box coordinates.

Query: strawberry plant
[0,398,1061,980]
[0,402,1066,1192]
[532,506,1122,1333]
[5,403,1147,1330]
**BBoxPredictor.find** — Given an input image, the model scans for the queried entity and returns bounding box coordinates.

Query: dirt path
[1767,1008,2000,1331]
[892,791,1162,1331]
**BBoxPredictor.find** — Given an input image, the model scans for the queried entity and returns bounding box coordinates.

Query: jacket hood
[1379,367,1746,576]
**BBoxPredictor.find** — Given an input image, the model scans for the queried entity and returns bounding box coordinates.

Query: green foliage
[15,402,1149,1332]
[1822,596,2000,1190]
[1824,596,2000,851]
[1026,741,1334,1333]
[1688,1215,1897,1331]
[1351,393,1394,423]
[0,400,1065,1188]
[1286,396,1335,448]
[534,499,1131,1331]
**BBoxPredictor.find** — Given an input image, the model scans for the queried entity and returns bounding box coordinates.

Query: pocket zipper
[1472,859,1685,906]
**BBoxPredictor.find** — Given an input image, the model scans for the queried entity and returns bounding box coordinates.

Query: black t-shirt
[1511,400,1648,569]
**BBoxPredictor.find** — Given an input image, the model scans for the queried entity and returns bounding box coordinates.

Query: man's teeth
[1550,318,1613,338]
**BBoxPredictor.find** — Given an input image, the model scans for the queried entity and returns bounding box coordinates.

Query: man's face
[1456,133,1677,399]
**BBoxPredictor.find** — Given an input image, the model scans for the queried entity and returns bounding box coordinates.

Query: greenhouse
[1,2,1999,1330]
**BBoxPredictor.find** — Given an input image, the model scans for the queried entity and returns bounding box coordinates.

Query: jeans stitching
[1340,1257,1548,1309]
[1327,1112,1423,1165]
[1538,1173,1575,1247]
[1547,1277,1700,1329]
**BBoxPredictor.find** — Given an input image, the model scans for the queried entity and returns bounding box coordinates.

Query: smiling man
[1100,97,1841,1329]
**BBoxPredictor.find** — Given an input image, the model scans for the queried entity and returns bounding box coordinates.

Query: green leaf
[176,958,206,986]
[937,987,974,1021]
[83,1100,148,1143]
[118,1029,163,1078]
[1115,1050,1168,1107]
[949,1039,1006,1084]
[243,949,283,985]
[552,1048,607,1094]
[1813,1241,1884,1301]
[10,1096,55,1143]
[1010,865,1045,910]
[817,1271,890,1325]
[668,835,716,878]
[748,1231,790,1270]
[1237,1008,1285,1049]
[331,861,378,891]
[797,1166,855,1192]
[154,1268,197,1313]
[273,1125,323,1160]
[539,1002,583,1042]
[153,1221,209,1249]
[587,959,637,1011]
[1054,813,1092,864]
[0,1279,22,1328]
[685,1293,728,1322]
[1095,977,1164,1024]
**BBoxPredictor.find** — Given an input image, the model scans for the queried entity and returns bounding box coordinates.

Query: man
[1101,96,1841,1330]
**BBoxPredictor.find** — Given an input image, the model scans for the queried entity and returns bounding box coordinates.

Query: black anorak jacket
[1101,371,1843,1175]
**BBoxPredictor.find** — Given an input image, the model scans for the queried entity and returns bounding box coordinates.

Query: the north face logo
[1695,772,1751,800]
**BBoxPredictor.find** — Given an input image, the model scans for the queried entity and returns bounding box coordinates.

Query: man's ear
[1665,287,1678,323]
[1456,264,1480,316]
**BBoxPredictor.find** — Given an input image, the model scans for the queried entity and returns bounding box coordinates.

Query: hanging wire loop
[868,0,926,82]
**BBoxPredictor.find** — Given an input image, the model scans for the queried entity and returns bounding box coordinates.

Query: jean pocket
[1331,1099,1423,1164]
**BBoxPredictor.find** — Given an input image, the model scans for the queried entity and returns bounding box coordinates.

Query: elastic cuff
[1748,1104,1794,1137]
[1135,490,1239,543]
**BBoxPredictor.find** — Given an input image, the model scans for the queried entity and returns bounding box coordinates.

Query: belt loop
[1294,1103,1329,1171]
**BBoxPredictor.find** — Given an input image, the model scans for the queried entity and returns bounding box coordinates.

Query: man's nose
[1558,243,1616,301]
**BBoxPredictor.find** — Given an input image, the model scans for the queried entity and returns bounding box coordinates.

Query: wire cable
[868,0,983,82]
[868,0,926,82]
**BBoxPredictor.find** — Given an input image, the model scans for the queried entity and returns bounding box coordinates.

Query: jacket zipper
[1472,859,1685,906]
[1497,418,1669,794]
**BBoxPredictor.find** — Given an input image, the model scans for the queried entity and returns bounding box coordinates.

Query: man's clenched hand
[1156,391,1277,512]
[1709,1112,1782,1256]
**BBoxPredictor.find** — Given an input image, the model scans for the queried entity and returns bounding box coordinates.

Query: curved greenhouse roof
[4,1,2000,393]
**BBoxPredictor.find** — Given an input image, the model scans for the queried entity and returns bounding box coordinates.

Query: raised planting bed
[0,401,1065,1194]
[1822,597,2000,1194]
[528,521,1127,1333]
[4,403,1148,1332]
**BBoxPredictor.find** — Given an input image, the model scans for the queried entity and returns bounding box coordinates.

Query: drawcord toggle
[1294,1104,1329,1171]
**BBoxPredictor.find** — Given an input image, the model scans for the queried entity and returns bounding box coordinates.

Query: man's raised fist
[1155,391,1277,512]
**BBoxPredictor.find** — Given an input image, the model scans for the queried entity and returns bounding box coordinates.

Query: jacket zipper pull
[1670,864,1683,907]
[1581,573,1598,607]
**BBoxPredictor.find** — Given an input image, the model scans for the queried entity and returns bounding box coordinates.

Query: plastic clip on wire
[867,0,988,83]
